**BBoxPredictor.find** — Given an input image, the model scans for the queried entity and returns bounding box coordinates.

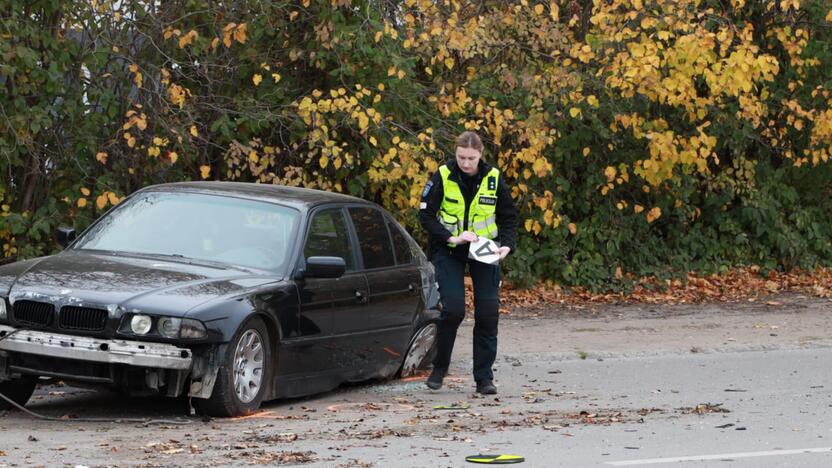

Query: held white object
[468,237,501,265]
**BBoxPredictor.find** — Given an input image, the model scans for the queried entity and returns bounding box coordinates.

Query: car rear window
[348,207,395,269]
[387,217,414,265]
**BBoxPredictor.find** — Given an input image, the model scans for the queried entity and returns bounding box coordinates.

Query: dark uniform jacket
[419,160,518,260]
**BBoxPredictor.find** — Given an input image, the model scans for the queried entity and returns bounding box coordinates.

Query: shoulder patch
[421,181,434,199]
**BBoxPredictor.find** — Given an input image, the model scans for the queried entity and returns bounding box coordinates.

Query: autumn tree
[1,0,831,290]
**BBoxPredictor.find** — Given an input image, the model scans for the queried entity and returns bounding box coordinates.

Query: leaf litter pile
[497,267,832,311]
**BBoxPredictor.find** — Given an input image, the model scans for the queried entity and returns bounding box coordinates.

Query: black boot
[426,367,447,390]
[476,379,497,395]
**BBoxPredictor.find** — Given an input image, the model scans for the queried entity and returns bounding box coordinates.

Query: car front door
[295,207,368,376]
[347,207,420,374]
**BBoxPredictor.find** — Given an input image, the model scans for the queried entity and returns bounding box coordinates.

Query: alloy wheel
[233,329,264,403]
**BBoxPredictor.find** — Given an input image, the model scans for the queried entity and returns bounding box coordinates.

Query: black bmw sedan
[0,182,440,416]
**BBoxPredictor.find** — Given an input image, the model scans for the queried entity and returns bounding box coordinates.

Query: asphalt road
[1,293,831,467]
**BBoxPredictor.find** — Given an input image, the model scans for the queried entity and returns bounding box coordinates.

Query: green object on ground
[465,454,525,464]
[433,403,470,410]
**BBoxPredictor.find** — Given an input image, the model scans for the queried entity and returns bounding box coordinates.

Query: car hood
[2,251,283,316]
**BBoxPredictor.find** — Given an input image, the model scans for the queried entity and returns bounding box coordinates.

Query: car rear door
[347,207,420,373]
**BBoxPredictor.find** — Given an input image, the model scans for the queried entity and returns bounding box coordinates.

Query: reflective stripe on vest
[438,165,500,247]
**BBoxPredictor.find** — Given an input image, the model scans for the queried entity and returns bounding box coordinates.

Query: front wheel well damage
[187,344,221,399]
[187,313,278,401]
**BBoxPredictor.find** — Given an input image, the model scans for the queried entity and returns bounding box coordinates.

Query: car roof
[136,181,372,210]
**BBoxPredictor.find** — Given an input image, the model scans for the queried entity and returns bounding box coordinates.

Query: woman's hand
[449,231,479,245]
[496,246,511,260]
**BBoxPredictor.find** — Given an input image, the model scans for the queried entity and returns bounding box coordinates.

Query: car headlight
[119,314,207,340]
[157,317,182,338]
[0,299,7,322]
[130,314,152,335]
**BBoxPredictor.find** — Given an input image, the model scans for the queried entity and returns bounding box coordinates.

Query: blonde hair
[455,131,483,153]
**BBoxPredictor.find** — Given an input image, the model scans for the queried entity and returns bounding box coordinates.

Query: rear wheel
[399,322,437,377]
[198,317,271,417]
[0,377,37,411]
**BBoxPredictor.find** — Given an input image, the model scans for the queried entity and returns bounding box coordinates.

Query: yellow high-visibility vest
[437,165,500,247]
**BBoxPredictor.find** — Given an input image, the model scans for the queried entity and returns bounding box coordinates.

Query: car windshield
[73,191,300,273]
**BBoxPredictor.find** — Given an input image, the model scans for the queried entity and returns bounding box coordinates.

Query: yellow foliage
[587,95,599,107]
[163,27,179,40]
[234,23,248,44]
[253,74,263,86]
[604,166,616,182]
[168,84,191,108]
[531,157,551,177]
[197,0,827,237]
[178,30,198,49]
[646,207,662,223]
[95,152,108,164]
[128,63,143,88]
[543,209,554,225]
[779,0,800,10]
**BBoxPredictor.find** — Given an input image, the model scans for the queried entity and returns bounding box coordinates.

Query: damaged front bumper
[0,324,192,370]
[0,324,218,398]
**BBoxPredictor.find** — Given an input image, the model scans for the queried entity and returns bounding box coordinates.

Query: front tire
[399,322,438,378]
[198,317,271,417]
[0,377,37,411]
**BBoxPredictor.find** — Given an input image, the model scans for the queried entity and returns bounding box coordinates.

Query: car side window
[387,217,413,265]
[348,207,395,269]
[304,208,356,271]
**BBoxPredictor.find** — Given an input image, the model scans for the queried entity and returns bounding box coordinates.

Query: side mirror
[304,256,346,279]
[56,227,77,248]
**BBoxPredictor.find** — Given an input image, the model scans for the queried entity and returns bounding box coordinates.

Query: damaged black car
[0,182,439,416]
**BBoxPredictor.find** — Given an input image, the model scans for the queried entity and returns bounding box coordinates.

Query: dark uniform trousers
[431,247,500,382]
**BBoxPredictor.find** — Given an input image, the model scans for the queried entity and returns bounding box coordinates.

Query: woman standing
[418,131,518,394]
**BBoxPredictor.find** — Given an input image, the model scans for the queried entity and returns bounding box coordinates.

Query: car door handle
[355,290,368,304]
[408,283,416,293]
